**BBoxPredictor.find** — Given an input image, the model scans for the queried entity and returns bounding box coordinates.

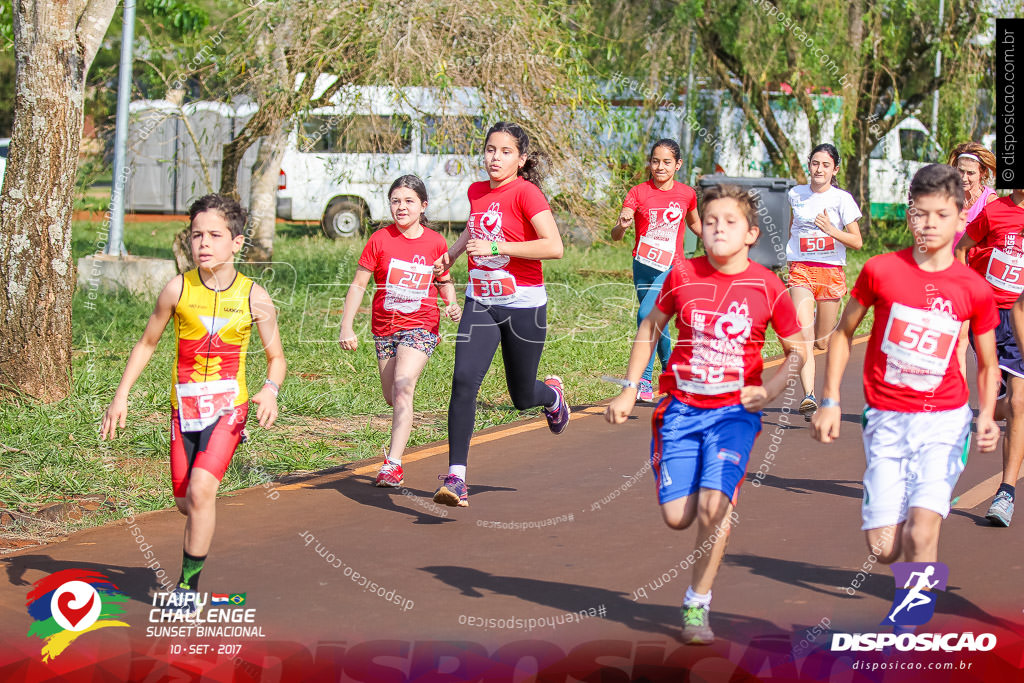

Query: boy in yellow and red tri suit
[101,195,286,612]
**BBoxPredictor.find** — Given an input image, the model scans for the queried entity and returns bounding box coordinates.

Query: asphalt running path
[2,343,1023,681]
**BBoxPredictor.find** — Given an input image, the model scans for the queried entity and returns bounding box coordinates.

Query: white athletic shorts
[860,404,972,530]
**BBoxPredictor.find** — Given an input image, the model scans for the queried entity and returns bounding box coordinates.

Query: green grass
[1,218,895,540]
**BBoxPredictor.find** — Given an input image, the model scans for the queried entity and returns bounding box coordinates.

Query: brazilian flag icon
[229,593,246,606]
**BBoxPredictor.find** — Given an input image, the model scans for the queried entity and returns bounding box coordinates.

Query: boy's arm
[740,332,804,413]
[100,275,182,440]
[605,307,671,424]
[974,327,1001,452]
[339,267,373,349]
[250,283,286,429]
[811,297,868,443]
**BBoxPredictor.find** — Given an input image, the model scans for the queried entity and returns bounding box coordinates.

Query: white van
[276,84,487,238]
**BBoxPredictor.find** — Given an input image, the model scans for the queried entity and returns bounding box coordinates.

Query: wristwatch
[820,398,840,409]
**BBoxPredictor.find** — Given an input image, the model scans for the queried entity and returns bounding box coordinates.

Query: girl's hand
[813,211,836,235]
[445,302,462,322]
[433,252,452,276]
[466,239,497,258]
[338,326,358,351]
[740,386,769,413]
[250,388,279,428]
[100,397,128,440]
[605,390,636,425]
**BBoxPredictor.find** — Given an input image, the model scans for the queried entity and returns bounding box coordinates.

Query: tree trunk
[0,0,117,402]
[244,122,287,264]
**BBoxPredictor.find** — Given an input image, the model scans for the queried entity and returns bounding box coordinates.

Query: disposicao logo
[25,569,129,661]
[831,562,997,653]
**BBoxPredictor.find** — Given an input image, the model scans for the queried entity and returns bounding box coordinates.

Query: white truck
[275,84,486,238]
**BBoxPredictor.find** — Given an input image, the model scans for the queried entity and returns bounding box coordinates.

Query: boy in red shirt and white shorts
[814,164,1000,568]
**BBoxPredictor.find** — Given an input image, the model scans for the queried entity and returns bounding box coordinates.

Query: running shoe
[637,379,655,403]
[163,586,200,618]
[433,474,469,507]
[375,460,404,488]
[681,605,714,645]
[799,393,817,420]
[985,490,1014,527]
[542,375,570,434]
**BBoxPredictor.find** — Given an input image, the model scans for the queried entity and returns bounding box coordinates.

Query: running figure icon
[886,565,939,623]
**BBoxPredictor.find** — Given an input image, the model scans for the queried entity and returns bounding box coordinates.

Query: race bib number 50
[880,303,960,374]
[799,235,836,257]
[672,364,743,395]
[175,379,240,432]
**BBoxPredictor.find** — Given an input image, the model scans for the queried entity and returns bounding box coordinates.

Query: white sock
[386,455,402,466]
[684,586,712,609]
[545,387,560,411]
[448,465,467,481]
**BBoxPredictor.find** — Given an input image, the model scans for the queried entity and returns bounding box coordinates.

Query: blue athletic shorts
[650,397,762,505]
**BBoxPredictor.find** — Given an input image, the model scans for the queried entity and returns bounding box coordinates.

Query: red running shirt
[358,224,450,336]
[466,177,552,290]
[965,195,1024,308]
[655,256,801,409]
[852,249,998,412]
[623,181,698,270]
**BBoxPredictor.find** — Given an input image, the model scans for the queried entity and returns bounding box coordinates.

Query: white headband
[957,153,983,164]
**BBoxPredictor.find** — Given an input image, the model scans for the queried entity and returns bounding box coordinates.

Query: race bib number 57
[175,379,240,432]
[880,303,960,374]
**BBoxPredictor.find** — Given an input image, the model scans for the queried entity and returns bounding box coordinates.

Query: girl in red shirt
[339,175,461,487]
[612,139,701,401]
[430,122,569,507]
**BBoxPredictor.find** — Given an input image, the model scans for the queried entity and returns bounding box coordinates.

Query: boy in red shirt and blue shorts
[606,184,805,645]
[814,165,1000,571]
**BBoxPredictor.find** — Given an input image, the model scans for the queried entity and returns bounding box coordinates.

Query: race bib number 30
[880,303,960,374]
[176,379,240,432]
[672,364,743,395]
[799,235,836,257]
[985,249,1024,293]
[386,257,433,301]
[469,269,517,305]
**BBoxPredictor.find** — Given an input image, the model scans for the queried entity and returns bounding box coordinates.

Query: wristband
[263,379,280,396]
[601,375,638,390]
[490,241,499,256]
[820,398,839,409]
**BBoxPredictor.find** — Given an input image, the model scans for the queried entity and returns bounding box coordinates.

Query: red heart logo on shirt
[56,590,95,628]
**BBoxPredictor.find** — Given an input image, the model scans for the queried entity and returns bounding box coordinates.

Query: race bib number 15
[986,249,1024,293]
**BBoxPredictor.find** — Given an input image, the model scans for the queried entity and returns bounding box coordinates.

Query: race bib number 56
[176,379,240,432]
[880,303,960,374]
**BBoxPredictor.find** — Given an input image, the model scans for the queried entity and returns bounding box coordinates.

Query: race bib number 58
[672,364,743,395]
[880,303,960,374]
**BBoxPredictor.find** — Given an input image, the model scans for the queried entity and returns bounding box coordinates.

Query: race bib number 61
[880,303,960,374]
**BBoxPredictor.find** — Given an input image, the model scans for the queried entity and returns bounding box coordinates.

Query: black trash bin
[696,175,796,268]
